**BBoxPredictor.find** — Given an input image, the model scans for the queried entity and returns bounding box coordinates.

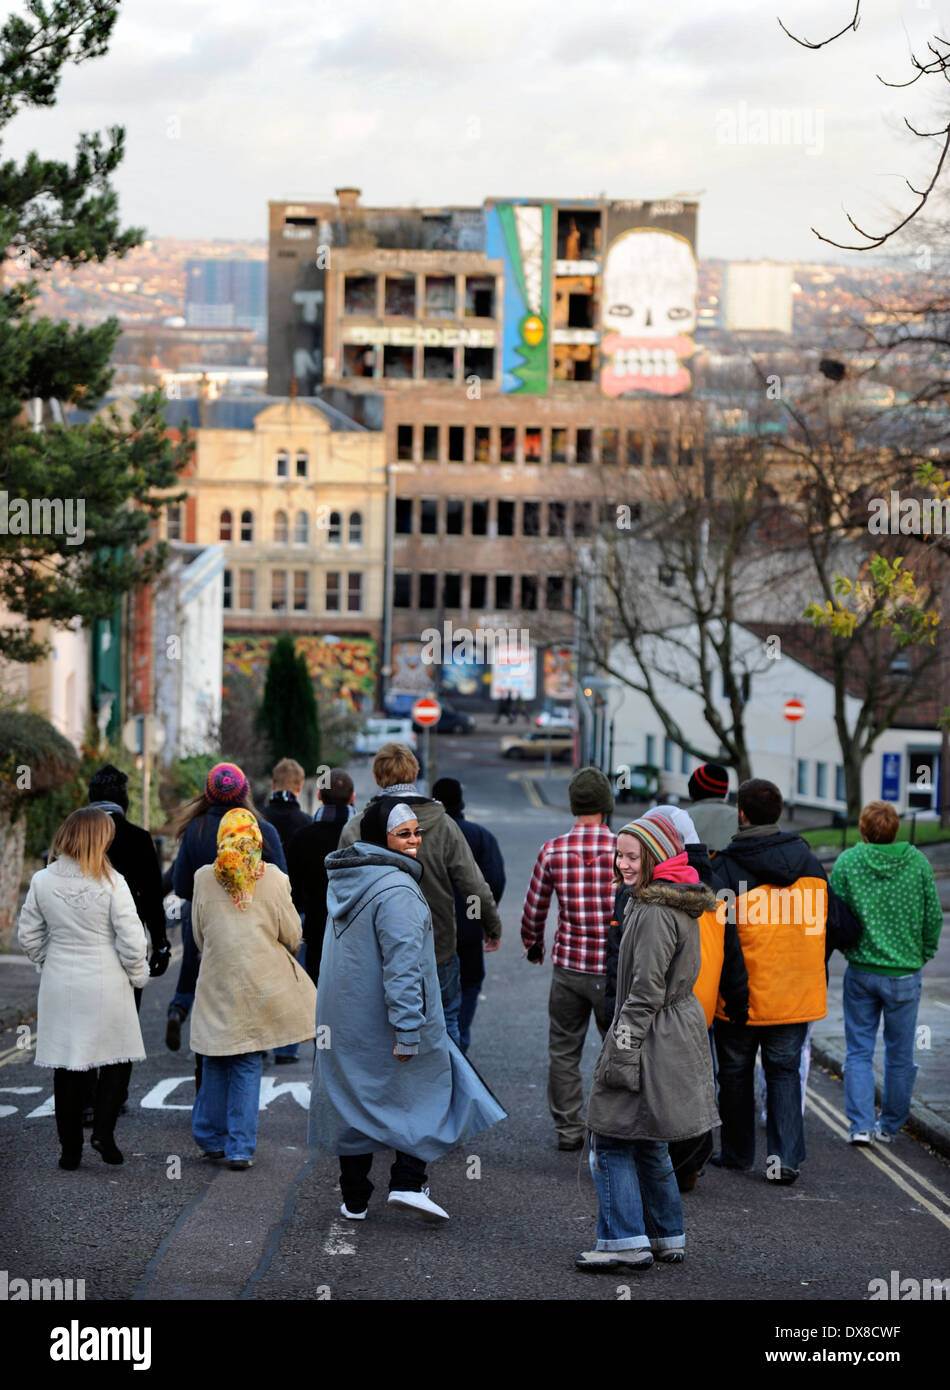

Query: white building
[153,543,225,759]
[723,262,794,335]
[607,623,942,816]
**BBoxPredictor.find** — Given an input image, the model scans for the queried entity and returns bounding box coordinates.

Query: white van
[354,717,418,756]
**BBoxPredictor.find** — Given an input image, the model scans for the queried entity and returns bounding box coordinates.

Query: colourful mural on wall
[486,202,553,393]
[599,228,697,397]
[544,646,575,701]
[390,640,434,694]
[224,634,377,708]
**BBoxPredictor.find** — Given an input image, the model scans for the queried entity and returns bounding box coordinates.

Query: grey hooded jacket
[339,795,502,963]
[308,842,506,1160]
[586,878,720,1143]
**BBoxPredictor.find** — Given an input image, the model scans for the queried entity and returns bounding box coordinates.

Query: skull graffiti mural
[599,229,697,396]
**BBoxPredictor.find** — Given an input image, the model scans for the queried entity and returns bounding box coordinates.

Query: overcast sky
[5,0,949,262]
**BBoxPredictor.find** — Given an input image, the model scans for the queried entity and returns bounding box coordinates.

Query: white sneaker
[387,1187,449,1223]
[849,1131,873,1146]
[874,1129,894,1144]
[340,1202,367,1220]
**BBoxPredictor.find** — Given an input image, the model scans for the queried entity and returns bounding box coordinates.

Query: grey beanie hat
[568,767,614,817]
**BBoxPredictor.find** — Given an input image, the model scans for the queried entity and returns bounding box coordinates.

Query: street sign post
[784,699,805,821]
[412,697,441,795]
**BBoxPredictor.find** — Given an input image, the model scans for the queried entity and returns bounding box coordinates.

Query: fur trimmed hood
[637,878,718,918]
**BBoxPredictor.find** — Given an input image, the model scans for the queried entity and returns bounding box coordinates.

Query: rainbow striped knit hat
[206,762,249,804]
[619,812,683,865]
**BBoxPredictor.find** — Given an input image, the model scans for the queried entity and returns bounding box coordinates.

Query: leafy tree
[0,0,189,664]
[257,636,321,773]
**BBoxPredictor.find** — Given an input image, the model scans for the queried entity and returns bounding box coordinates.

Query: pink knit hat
[206,762,249,804]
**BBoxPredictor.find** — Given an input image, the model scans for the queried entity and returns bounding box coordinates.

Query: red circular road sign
[412,696,442,727]
[784,699,805,722]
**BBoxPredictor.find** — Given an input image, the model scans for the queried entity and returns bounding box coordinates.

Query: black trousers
[54,1063,132,1157]
[668,1130,714,1177]
[339,1152,427,1211]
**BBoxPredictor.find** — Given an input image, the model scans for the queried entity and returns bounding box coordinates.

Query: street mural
[599,228,697,396]
[223,634,377,708]
[486,202,553,394]
[544,646,575,701]
[390,640,434,693]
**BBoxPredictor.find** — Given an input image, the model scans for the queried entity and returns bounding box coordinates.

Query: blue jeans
[171,902,199,1016]
[274,942,307,1059]
[437,954,462,1047]
[843,967,922,1138]
[589,1134,685,1252]
[192,1052,263,1161]
[714,1019,808,1171]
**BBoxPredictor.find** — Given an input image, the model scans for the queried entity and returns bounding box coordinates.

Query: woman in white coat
[18,807,149,1169]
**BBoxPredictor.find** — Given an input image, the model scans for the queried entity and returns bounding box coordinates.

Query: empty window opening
[383,346,414,379]
[465,277,495,318]
[425,276,456,318]
[424,346,455,380]
[397,424,414,460]
[385,276,416,316]
[344,275,376,315]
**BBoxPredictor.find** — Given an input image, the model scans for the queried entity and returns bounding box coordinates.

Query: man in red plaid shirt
[521,768,617,1150]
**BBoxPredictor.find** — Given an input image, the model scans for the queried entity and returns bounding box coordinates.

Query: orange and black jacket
[710,830,861,1027]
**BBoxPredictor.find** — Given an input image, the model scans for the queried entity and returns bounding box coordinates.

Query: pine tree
[257,635,321,773]
[0,1,190,663]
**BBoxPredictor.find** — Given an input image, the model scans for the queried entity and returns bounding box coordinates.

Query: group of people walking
[520,762,942,1272]
[16,744,942,1265]
[18,745,508,1224]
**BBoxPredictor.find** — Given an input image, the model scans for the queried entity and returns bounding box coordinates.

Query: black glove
[526,943,544,963]
[149,945,172,978]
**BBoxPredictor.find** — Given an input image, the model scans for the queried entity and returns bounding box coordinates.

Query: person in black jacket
[708,779,862,1184]
[261,758,312,849]
[86,765,170,1118]
[261,758,315,1064]
[285,769,356,988]
[431,778,505,1054]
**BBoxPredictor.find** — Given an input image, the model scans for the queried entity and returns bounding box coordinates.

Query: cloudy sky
[5,0,949,261]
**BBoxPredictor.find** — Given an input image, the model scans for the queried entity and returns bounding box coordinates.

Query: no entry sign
[784,699,805,722]
[412,696,442,727]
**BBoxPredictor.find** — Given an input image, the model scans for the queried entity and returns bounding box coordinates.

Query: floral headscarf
[213,808,265,910]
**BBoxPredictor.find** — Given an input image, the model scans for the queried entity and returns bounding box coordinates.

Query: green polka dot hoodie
[830,841,944,976]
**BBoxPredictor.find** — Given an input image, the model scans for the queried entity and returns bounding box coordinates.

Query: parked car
[383,690,424,718]
[414,701,474,735]
[536,700,576,728]
[501,728,574,761]
[354,717,418,757]
[614,763,661,803]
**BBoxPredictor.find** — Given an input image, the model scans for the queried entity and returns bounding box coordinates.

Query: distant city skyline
[5,0,945,264]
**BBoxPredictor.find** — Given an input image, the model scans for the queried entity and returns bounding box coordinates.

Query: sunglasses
[391,828,422,839]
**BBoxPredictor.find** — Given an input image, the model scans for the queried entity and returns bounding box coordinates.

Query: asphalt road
[2,729,949,1324]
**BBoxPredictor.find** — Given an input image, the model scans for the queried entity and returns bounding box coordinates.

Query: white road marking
[323,1219,357,1255]
[806,1088,950,1211]
[805,1091,950,1233]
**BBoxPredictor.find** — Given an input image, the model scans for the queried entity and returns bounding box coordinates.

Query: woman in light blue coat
[308,797,505,1222]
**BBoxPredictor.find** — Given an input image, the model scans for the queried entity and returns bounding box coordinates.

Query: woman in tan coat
[190,809,316,1169]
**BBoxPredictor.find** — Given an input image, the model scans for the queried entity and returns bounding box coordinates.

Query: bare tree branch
[777,1,860,50]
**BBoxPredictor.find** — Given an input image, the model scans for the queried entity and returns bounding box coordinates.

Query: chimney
[335,187,361,211]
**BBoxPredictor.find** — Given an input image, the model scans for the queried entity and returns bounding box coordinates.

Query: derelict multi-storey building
[267,188,705,708]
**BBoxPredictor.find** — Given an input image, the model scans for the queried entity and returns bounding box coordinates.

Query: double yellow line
[805,1089,950,1234]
